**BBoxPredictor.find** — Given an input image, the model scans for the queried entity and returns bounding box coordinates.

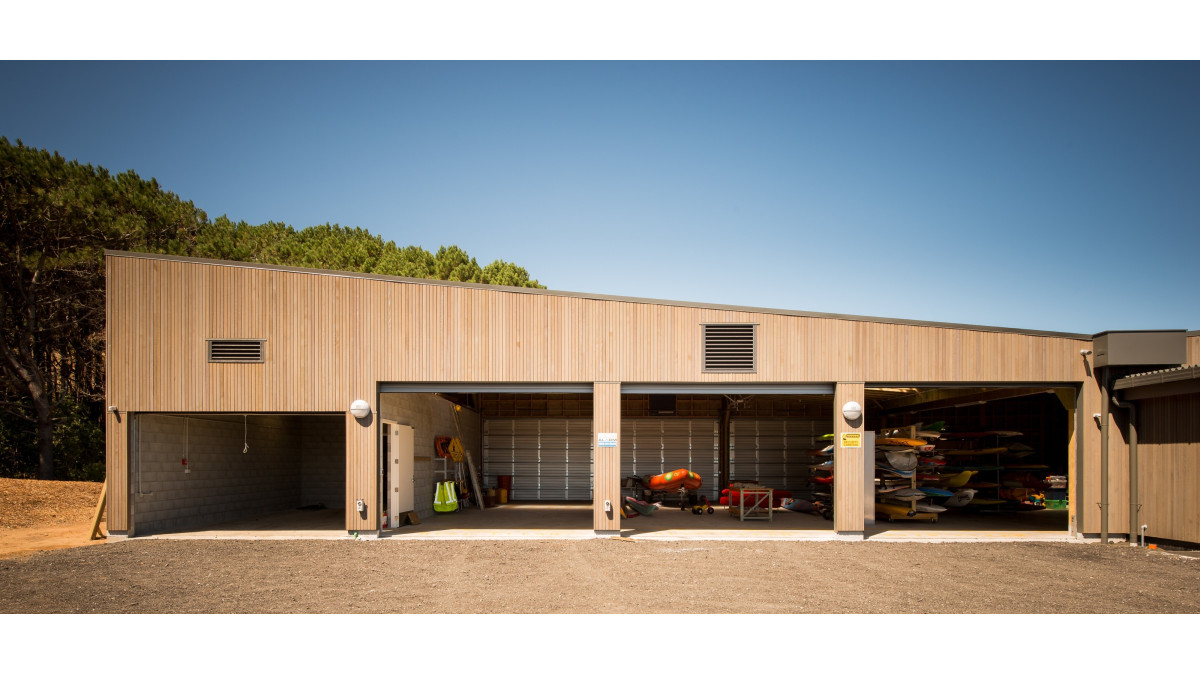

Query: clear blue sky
[2,61,1197,333]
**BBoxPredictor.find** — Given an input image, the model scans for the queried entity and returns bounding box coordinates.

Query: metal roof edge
[103,249,1093,340]
[1091,330,1189,337]
[1113,365,1200,390]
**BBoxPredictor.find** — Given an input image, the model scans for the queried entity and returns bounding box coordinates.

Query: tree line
[0,137,543,480]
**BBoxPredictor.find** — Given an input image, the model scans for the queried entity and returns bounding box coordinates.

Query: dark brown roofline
[105,250,1100,339]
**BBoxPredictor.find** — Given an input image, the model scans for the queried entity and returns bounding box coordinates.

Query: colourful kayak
[919,487,954,497]
[939,470,978,488]
[875,502,939,521]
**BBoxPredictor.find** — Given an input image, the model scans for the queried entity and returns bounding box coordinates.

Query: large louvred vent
[207,339,265,363]
[702,324,756,372]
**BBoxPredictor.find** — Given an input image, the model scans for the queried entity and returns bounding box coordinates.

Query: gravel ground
[2,538,1198,614]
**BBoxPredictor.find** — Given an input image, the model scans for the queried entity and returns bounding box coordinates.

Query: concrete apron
[139,502,1078,543]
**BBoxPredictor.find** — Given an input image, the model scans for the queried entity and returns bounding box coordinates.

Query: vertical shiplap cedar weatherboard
[1132,393,1200,543]
[106,253,1105,532]
[593,382,621,532]
[833,382,866,533]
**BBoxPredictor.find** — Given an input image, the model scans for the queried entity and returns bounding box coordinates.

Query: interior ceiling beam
[877,387,1053,414]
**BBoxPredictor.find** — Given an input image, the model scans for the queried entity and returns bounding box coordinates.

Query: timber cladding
[105,253,1093,414]
[1129,392,1200,543]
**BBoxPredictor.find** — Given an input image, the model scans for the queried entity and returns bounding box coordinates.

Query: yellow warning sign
[840,432,861,448]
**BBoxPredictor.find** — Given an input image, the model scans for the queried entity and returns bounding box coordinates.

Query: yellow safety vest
[434,481,458,512]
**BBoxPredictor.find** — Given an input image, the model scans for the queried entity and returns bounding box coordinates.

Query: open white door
[386,422,414,527]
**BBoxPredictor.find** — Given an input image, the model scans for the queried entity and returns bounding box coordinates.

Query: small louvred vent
[702,324,756,372]
[207,339,265,363]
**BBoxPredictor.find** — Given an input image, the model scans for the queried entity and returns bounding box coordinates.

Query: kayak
[919,487,954,497]
[939,470,978,488]
[881,450,918,471]
[875,502,939,521]
[622,496,660,517]
[942,446,1008,456]
[877,437,930,448]
[942,488,977,507]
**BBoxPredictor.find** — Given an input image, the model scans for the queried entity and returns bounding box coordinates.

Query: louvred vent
[207,339,265,363]
[702,324,756,372]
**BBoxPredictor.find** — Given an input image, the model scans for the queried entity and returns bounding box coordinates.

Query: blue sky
[2,60,1197,333]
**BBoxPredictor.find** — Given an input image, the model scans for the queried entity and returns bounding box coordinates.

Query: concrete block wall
[298,416,345,508]
[132,415,299,535]
[378,394,481,521]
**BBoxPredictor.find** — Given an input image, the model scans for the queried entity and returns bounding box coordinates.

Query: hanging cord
[451,402,464,439]
[243,414,249,454]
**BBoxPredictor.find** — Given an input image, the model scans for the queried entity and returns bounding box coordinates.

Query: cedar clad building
[103,251,1200,544]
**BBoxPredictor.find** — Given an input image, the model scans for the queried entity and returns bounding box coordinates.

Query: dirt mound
[0,479,105,559]
[0,478,103,529]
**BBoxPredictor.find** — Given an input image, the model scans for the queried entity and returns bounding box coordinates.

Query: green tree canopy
[0,137,544,480]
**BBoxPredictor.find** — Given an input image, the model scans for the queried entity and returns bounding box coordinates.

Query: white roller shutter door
[620,418,719,499]
[484,418,593,501]
[729,418,832,496]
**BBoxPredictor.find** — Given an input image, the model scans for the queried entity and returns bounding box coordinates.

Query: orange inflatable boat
[647,469,703,491]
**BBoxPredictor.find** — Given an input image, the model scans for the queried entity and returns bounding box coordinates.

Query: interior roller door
[484,418,593,501]
[730,418,831,496]
[620,418,719,499]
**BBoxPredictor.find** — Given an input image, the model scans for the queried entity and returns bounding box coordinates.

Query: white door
[387,423,414,527]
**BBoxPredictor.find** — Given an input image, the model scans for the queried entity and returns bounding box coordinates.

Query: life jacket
[433,481,458,512]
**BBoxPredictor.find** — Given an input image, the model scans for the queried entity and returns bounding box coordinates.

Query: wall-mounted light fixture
[349,399,372,419]
[841,401,862,421]
[107,405,118,414]
[1080,349,1093,356]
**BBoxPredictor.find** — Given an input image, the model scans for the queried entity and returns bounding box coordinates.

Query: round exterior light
[349,399,372,419]
[841,401,862,421]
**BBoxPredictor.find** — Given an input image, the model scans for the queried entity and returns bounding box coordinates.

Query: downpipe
[1099,370,1110,544]
[1112,393,1140,546]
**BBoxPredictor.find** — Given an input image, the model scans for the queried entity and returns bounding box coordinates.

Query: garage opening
[867,386,1074,536]
[378,385,596,535]
[617,392,838,534]
[129,413,345,536]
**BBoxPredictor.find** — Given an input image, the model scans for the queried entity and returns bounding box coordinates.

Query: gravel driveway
[2,538,1198,613]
